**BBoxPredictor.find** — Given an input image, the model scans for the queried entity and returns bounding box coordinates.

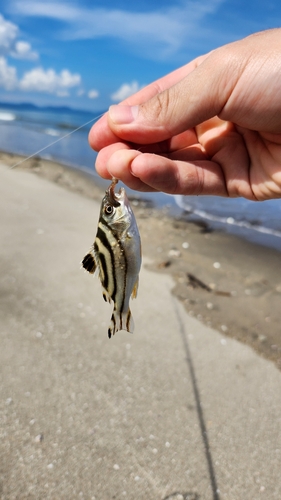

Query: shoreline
[3,151,281,370]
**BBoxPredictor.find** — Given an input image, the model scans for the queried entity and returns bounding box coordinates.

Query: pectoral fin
[82,250,97,274]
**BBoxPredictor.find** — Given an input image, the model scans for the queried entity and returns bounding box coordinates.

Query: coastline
[3,150,281,370]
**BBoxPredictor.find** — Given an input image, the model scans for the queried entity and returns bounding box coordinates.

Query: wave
[0,111,16,121]
[176,196,281,239]
[44,128,61,137]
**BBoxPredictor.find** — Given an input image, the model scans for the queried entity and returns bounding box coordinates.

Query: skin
[89,29,281,201]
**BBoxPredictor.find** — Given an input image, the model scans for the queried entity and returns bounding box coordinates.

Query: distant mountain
[0,102,38,111]
[0,101,104,115]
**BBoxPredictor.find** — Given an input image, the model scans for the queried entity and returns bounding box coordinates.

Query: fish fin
[131,277,139,299]
[82,250,97,274]
[82,251,113,305]
[108,309,134,339]
[102,288,111,303]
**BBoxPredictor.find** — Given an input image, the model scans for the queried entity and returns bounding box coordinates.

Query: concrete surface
[0,164,281,500]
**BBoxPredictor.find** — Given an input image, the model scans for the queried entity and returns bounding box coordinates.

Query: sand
[3,151,280,371]
[1,156,281,499]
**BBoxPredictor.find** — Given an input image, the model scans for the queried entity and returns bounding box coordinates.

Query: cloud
[88,89,99,99]
[19,67,81,96]
[10,0,225,59]
[0,12,81,98]
[0,14,18,54]
[111,81,141,102]
[0,13,38,60]
[11,2,78,21]
[12,41,38,60]
[0,57,17,90]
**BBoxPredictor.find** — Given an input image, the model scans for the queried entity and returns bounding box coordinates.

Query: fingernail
[109,105,138,124]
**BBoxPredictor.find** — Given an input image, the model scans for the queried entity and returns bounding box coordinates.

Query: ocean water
[1,103,281,252]
[0,105,100,172]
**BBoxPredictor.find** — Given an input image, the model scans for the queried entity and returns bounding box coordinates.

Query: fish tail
[108,309,134,339]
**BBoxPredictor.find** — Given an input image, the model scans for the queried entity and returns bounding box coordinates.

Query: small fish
[82,178,141,339]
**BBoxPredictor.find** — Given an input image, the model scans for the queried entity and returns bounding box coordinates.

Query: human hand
[89,29,281,201]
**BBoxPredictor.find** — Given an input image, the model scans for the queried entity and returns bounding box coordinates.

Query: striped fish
[82,178,141,339]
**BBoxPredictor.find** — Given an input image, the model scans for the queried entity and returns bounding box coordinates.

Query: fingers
[95,142,131,180]
[96,144,156,191]
[196,119,255,199]
[104,50,234,146]
[102,30,281,146]
[89,54,208,151]
[97,147,228,196]
[89,29,281,201]
[95,119,254,198]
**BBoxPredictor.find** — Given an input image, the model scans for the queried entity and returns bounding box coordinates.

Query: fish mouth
[106,178,121,207]
[106,178,128,207]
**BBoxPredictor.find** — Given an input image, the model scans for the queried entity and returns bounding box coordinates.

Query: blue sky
[0,0,280,111]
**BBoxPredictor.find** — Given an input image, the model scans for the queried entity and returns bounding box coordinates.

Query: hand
[89,29,281,201]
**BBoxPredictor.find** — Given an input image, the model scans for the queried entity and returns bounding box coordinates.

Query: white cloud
[0,14,18,54]
[0,13,38,60]
[0,13,81,98]
[12,41,38,60]
[111,81,141,102]
[0,52,82,97]
[88,89,99,99]
[11,2,78,21]
[0,57,17,90]
[19,67,81,96]
[10,0,225,59]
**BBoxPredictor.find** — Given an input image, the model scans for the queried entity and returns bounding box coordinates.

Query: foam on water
[45,128,61,137]
[0,111,16,121]
[175,194,281,249]
[178,201,281,238]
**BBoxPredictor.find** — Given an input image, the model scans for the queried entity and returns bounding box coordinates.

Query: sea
[1,102,281,252]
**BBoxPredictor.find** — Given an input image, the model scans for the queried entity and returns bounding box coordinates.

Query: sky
[0,0,280,111]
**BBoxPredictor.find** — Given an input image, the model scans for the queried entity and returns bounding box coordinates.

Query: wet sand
[3,150,281,371]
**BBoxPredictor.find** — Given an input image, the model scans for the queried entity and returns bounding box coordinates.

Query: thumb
[108,51,232,144]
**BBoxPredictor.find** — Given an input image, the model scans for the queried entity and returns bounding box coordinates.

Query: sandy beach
[3,151,281,371]
[1,154,281,499]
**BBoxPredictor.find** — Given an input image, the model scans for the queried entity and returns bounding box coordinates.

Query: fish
[82,178,141,339]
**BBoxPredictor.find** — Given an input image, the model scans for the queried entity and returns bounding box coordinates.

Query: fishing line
[10,111,106,169]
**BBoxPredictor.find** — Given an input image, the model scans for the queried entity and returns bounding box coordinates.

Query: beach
[1,155,281,499]
[2,5,281,498]
[4,151,281,371]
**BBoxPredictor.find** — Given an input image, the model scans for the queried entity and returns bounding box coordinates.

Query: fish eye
[104,204,114,215]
